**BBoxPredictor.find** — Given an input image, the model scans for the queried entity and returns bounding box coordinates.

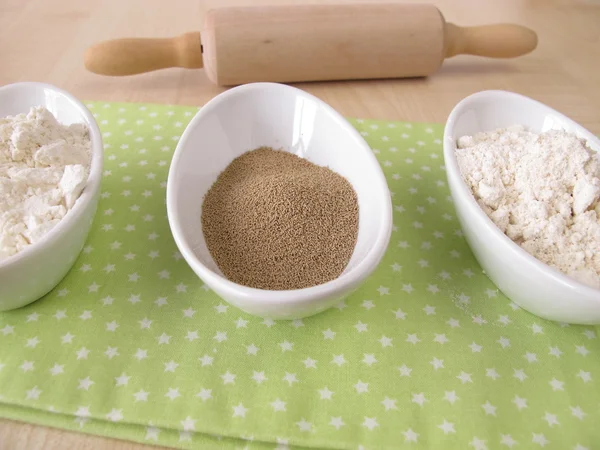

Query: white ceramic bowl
[0,82,103,311]
[167,82,392,319]
[444,89,600,324]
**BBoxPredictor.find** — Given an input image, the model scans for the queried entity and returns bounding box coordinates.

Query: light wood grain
[84,3,537,83]
[1,0,599,448]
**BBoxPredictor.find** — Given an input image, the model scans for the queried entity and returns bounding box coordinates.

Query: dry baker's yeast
[201,147,359,290]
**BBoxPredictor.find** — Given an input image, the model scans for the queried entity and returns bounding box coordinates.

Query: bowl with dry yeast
[166,83,392,319]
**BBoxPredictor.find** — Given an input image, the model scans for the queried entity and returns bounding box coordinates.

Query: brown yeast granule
[201,146,359,290]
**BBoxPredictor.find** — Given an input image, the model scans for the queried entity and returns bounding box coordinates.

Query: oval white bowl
[0,82,103,311]
[167,82,392,319]
[444,89,600,324]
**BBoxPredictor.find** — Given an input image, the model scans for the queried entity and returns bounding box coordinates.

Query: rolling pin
[84,3,538,86]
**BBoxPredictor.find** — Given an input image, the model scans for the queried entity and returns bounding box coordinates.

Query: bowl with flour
[167,82,392,319]
[444,89,600,324]
[0,82,103,311]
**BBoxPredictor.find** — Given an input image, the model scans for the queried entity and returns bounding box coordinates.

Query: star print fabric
[0,101,599,450]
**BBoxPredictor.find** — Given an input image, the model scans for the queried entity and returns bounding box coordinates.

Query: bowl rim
[443,88,600,299]
[0,81,103,270]
[167,81,393,303]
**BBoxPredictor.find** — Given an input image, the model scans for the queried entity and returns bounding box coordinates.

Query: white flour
[456,125,600,289]
[0,106,91,261]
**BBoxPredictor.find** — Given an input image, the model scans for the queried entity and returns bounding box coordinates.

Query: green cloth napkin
[0,101,598,450]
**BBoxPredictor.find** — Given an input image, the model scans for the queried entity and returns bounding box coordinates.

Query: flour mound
[0,106,91,261]
[456,125,600,289]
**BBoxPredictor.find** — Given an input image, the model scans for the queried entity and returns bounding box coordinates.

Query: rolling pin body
[84,3,538,85]
[203,3,445,85]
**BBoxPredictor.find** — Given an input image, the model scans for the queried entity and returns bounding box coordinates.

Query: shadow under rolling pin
[83,3,538,86]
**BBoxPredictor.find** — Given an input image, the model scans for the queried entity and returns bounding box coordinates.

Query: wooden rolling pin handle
[84,32,203,76]
[444,23,538,58]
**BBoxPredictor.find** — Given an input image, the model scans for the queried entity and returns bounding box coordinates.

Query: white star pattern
[549,346,563,358]
[434,333,448,344]
[513,369,528,382]
[470,437,488,450]
[332,354,347,366]
[486,368,500,380]
[381,397,397,411]
[134,349,148,360]
[75,347,90,360]
[355,321,369,331]
[354,380,369,393]
[233,403,248,417]
[406,334,420,344]
[279,340,293,351]
[252,371,267,384]
[296,418,313,432]
[362,417,379,430]
[438,420,455,434]
[104,346,119,359]
[236,318,248,328]
[430,357,444,370]
[3,108,598,450]
[481,401,497,416]
[524,352,538,363]
[25,337,40,348]
[329,416,345,429]
[25,386,41,400]
[393,309,406,320]
[213,331,227,343]
[302,357,317,369]
[322,329,336,340]
[25,313,40,323]
[157,333,171,344]
[570,406,586,420]
[379,335,393,347]
[181,416,196,431]
[497,337,511,348]
[78,377,94,391]
[411,392,427,407]
[283,373,298,386]
[513,395,528,410]
[398,364,412,377]
[444,391,459,404]
[164,361,178,372]
[500,434,517,448]
[402,429,419,442]
[543,412,559,427]
[106,409,123,422]
[196,388,212,401]
[54,310,67,320]
[49,363,64,376]
[221,371,236,384]
[165,388,181,400]
[134,390,149,402]
[246,344,259,356]
[577,370,592,383]
[115,373,130,386]
[61,333,75,344]
[145,424,160,441]
[318,387,333,400]
[457,371,473,383]
[532,433,549,447]
[271,399,286,412]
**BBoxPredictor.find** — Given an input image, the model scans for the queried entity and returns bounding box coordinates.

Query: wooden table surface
[1,0,599,448]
